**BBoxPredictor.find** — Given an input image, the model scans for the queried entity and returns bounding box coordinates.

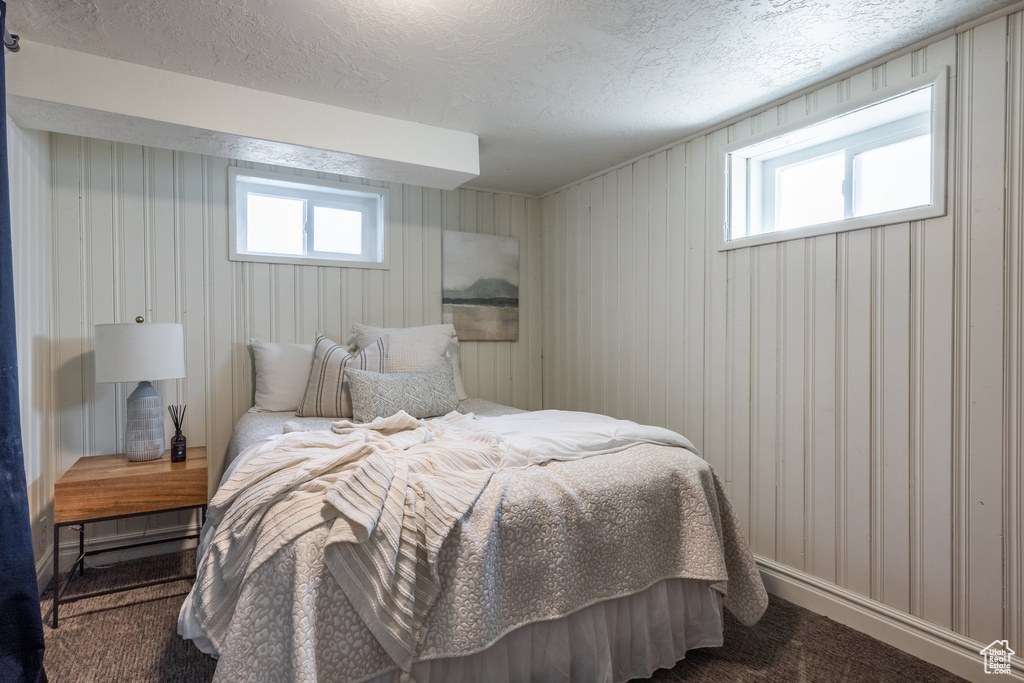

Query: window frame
[228,167,390,269]
[720,67,948,251]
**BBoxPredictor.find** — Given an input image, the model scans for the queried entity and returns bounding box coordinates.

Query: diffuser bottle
[168,405,187,462]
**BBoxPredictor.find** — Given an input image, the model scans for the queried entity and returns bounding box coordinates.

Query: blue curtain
[0,1,47,681]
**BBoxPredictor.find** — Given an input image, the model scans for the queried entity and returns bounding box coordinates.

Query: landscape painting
[443,231,519,341]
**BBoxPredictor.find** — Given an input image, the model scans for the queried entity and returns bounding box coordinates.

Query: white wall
[18,133,542,578]
[8,115,54,570]
[542,10,1023,680]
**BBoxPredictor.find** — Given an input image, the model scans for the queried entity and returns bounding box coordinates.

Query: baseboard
[756,556,1024,683]
[36,522,201,591]
[35,545,53,593]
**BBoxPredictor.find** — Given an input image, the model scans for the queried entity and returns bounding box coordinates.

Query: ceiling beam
[5,40,479,190]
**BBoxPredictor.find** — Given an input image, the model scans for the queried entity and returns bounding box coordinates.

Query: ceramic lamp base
[125,381,165,461]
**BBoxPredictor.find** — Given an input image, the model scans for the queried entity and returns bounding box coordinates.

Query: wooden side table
[51,446,208,628]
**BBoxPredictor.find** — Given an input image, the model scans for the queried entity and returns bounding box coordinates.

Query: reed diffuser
[168,404,187,462]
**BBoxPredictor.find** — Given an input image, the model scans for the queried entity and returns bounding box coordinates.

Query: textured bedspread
[181,411,768,683]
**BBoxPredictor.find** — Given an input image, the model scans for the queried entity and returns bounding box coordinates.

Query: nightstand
[50,446,208,628]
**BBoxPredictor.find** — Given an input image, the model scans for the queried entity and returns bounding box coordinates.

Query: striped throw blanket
[192,411,504,673]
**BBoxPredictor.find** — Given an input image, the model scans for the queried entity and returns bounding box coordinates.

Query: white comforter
[478,410,697,467]
[179,409,767,682]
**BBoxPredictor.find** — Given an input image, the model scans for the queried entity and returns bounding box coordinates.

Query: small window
[229,167,388,268]
[722,68,947,250]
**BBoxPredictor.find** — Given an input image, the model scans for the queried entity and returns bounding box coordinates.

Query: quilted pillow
[296,334,388,418]
[346,364,459,423]
[350,323,467,400]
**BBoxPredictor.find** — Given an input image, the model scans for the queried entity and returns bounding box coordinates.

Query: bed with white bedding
[180,327,767,682]
[179,406,768,683]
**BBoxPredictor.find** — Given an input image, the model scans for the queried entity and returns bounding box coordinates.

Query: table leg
[78,524,85,576]
[201,504,207,525]
[52,523,59,629]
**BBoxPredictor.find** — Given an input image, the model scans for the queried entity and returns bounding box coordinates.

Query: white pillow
[250,339,314,412]
[350,323,467,400]
[446,338,468,401]
[348,325,468,401]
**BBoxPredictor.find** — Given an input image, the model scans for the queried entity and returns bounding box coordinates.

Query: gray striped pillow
[296,334,388,418]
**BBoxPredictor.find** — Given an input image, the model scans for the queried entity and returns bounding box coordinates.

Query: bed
[178,329,768,683]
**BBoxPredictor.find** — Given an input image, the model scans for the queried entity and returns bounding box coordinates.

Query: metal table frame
[50,503,207,628]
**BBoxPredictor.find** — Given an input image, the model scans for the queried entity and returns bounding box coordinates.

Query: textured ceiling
[9,0,1018,195]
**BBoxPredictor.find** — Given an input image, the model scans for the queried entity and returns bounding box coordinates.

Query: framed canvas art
[442,231,519,341]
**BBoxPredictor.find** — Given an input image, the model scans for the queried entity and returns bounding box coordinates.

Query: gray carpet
[41,550,965,683]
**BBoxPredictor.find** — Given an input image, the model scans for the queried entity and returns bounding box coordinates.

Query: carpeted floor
[40,550,966,683]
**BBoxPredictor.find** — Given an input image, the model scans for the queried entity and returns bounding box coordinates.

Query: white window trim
[719,67,948,252]
[228,167,391,270]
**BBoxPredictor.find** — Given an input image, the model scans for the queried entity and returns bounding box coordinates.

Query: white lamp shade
[94,323,186,383]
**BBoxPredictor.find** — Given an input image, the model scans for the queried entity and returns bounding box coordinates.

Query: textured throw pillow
[347,364,459,422]
[250,339,315,412]
[351,323,455,373]
[296,334,388,418]
[351,323,468,400]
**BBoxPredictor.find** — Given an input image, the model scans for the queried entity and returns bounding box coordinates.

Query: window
[229,167,388,268]
[722,68,947,250]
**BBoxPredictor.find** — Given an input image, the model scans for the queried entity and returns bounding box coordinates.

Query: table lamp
[94,321,186,461]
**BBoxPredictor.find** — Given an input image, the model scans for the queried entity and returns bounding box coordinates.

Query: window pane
[246,194,304,255]
[313,206,362,255]
[231,169,387,266]
[853,134,931,217]
[776,152,845,231]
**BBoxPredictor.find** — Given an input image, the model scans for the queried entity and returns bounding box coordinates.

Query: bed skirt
[363,577,724,683]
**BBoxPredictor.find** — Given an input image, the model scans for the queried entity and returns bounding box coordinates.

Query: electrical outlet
[39,516,48,542]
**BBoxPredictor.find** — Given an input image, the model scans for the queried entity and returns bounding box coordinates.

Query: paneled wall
[18,135,542,571]
[542,11,1023,668]
[9,117,54,565]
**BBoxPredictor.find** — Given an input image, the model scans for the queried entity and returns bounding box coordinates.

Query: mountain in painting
[443,277,519,307]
